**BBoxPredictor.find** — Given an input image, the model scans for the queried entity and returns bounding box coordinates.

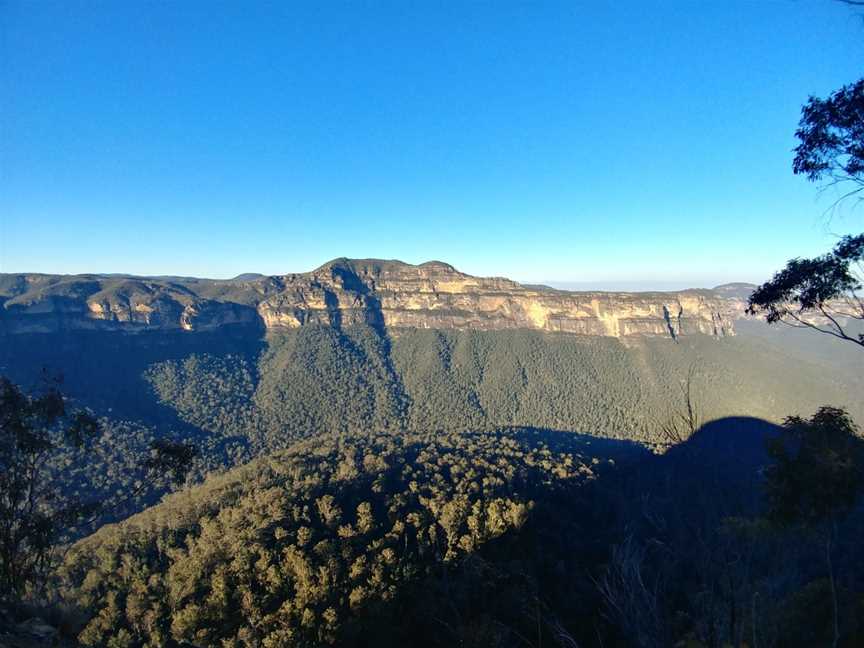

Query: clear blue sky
[1,1,862,287]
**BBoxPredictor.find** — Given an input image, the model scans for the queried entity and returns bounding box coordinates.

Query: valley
[2,262,858,449]
[1,262,861,533]
[0,259,735,338]
[5,4,864,644]
[1,260,861,647]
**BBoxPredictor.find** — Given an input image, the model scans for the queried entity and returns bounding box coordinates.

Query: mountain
[3,262,861,647]
[0,259,736,338]
[1,259,860,535]
[711,282,757,300]
[2,261,858,454]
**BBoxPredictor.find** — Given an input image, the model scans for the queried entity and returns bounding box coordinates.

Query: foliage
[144,352,258,438]
[0,377,198,605]
[138,320,859,460]
[596,413,864,648]
[762,406,864,648]
[2,325,860,532]
[54,411,864,648]
[59,429,603,647]
[751,77,864,346]
[747,234,864,347]
[144,439,200,485]
[793,78,864,201]
[765,406,864,528]
[0,376,100,601]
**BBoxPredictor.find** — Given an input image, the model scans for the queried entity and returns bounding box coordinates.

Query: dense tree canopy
[0,323,859,544]
[765,406,864,528]
[59,429,605,647]
[763,406,864,648]
[0,377,198,605]
[52,415,864,648]
[0,376,100,601]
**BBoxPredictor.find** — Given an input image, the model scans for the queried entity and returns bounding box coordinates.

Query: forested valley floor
[1,325,862,646]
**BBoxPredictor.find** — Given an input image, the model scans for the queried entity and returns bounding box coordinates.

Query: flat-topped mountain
[0,259,741,338]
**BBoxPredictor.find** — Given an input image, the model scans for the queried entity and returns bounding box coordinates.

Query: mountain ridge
[0,258,741,338]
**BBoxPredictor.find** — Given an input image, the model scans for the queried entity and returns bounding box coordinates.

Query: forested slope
[138,326,864,449]
[59,429,624,647]
[56,419,864,648]
[1,324,859,532]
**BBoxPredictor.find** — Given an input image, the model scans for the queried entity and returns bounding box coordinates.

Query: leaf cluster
[747,234,864,346]
[793,78,864,193]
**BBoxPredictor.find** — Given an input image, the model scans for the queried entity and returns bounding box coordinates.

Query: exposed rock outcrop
[0,259,741,339]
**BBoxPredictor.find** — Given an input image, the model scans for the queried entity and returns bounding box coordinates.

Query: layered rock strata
[0,259,739,338]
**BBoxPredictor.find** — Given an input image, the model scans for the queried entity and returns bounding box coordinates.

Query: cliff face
[0,259,740,339]
[0,275,261,334]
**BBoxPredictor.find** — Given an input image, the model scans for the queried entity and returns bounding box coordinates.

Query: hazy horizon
[0,258,756,292]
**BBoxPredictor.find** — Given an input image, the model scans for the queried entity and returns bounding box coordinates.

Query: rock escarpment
[0,259,740,338]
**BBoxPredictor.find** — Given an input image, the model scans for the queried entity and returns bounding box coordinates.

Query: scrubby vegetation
[15,325,848,451]
[139,326,862,448]
[51,414,864,648]
[1,324,859,524]
[2,327,862,646]
[0,378,196,606]
[57,429,612,647]
[390,328,863,439]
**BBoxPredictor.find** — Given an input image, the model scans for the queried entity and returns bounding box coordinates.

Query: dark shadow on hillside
[492,425,653,462]
[347,417,787,648]
[488,418,783,471]
[0,326,268,533]
[475,419,778,509]
[662,416,781,472]
[0,324,266,423]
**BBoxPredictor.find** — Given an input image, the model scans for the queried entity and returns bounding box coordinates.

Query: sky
[1,1,863,288]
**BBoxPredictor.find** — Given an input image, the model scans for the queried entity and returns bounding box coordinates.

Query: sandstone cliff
[0,259,741,339]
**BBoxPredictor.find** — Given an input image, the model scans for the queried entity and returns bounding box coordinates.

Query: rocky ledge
[0,259,744,339]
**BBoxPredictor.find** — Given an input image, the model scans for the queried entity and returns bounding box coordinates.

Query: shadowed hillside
[1,322,859,538]
[55,417,864,647]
